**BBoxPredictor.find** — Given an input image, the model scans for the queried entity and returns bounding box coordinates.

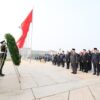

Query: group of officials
[1,41,100,77]
[52,48,100,76]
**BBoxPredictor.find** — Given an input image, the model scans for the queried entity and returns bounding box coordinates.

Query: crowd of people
[52,48,100,76]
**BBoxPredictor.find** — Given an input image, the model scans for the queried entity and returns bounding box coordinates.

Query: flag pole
[30,10,33,62]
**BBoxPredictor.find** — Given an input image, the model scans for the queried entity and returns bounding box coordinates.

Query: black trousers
[93,62,100,74]
[71,63,78,73]
[53,60,57,65]
[0,53,7,74]
[66,61,70,69]
[87,61,92,71]
[80,62,84,71]
[83,62,88,72]
[61,61,65,67]
[57,61,60,66]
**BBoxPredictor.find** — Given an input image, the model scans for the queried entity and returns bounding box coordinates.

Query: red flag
[17,10,33,48]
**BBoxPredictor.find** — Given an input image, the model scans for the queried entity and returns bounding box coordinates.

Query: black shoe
[97,73,99,76]
[73,73,77,74]
[0,73,5,76]
[71,72,74,74]
[71,72,77,74]
[93,73,96,75]
[73,72,77,74]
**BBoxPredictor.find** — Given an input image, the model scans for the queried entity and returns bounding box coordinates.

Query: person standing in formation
[82,49,89,73]
[70,48,78,74]
[65,51,70,69]
[92,48,100,76]
[79,52,84,71]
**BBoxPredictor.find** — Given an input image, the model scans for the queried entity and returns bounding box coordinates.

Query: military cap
[0,40,5,44]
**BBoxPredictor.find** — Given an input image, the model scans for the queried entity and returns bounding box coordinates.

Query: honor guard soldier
[0,40,7,76]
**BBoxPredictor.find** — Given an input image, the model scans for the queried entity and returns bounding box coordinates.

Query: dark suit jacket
[65,54,70,62]
[70,53,78,64]
[82,53,89,62]
[92,53,100,63]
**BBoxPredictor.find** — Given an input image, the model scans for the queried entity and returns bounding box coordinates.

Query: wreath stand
[13,65,21,84]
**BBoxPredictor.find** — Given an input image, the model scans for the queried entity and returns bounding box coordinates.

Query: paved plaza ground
[0,60,100,100]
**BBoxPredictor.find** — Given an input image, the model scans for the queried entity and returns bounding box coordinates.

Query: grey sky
[32,0,100,52]
[0,0,100,52]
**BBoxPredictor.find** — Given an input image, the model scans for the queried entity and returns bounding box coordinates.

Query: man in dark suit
[87,50,92,71]
[79,52,84,71]
[82,49,89,73]
[70,48,78,74]
[92,48,100,76]
[0,40,7,76]
[60,51,65,67]
[65,51,70,69]
[56,53,60,66]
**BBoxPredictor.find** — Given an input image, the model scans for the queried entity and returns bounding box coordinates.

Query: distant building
[5,47,57,60]
[19,48,31,59]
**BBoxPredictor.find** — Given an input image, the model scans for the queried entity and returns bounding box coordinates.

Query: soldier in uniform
[0,40,7,76]
[70,48,78,74]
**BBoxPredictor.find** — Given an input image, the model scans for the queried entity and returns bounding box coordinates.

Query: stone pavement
[0,60,100,100]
